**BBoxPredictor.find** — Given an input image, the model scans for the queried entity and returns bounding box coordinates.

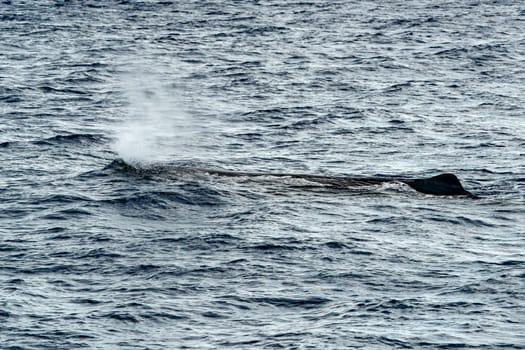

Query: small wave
[75,248,122,260]
[101,188,224,209]
[0,95,23,103]
[141,312,188,321]
[69,62,109,69]
[101,312,139,323]
[201,311,226,319]
[438,284,499,295]
[224,295,330,309]
[36,194,92,204]
[247,243,303,251]
[38,86,89,95]
[151,233,240,251]
[101,193,173,210]
[249,296,331,309]
[429,301,486,311]
[41,208,92,220]
[45,134,107,143]
[383,81,413,93]
[64,74,105,84]
[219,339,261,347]
[280,116,335,130]
[370,16,439,30]
[236,106,315,123]
[0,309,10,318]
[374,336,414,349]
[425,214,497,227]
[323,241,349,249]
[70,298,104,305]
[234,25,288,36]
[355,298,418,313]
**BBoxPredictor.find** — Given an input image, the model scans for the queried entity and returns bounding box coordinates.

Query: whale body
[190,167,477,198]
[108,159,477,198]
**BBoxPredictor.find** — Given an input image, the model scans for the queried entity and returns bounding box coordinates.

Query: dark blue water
[1,1,524,348]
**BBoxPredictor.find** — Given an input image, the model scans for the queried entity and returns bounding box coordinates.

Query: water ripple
[1,0,524,349]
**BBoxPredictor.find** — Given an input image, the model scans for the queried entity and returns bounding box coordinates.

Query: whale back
[107,159,477,198]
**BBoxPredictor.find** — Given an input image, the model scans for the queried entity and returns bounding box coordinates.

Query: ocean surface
[1,1,524,349]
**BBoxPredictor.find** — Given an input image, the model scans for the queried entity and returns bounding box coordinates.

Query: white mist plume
[113,67,202,165]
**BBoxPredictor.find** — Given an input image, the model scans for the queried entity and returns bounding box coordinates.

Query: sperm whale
[189,167,477,198]
[108,159,477,198]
